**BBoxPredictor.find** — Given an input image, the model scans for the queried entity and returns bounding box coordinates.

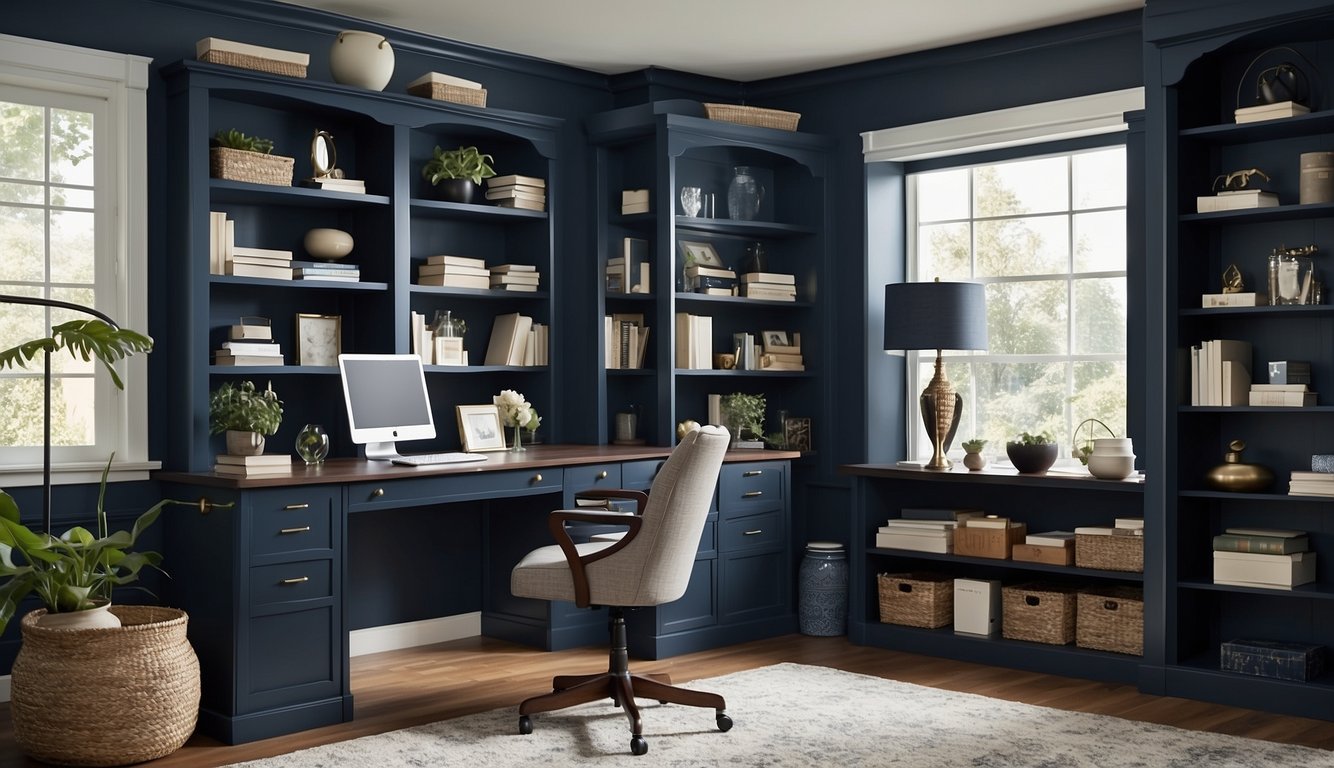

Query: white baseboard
[349,612,481,657]
[0,614,481,703]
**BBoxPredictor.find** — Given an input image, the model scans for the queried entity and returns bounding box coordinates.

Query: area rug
[225,663,1334,767]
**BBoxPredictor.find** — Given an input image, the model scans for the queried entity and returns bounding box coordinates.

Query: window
[0,34,151,484]
[907,146,1127,463]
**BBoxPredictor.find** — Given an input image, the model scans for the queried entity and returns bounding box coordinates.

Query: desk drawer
[719,509,782,553]
[250,559,333,610]
[718,462,784,512]
[565,464,622,507]
[249,487,337,561]
[348,468,562,512]
[622,460,666,490]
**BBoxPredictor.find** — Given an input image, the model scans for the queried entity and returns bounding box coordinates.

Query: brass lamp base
[919,351,961,470]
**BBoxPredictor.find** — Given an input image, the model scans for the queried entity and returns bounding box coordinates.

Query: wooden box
[877,572,952,629]
[955,523,1026,560]
[1221,638,1325,681]
[1012,543,1074,566]
[1076,586,1144,655]
[1075,533,1143,572]
[1002,583,1077,645]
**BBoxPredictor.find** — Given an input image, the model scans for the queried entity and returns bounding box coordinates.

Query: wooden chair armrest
[548,510,644,608]
[574,488,649,515]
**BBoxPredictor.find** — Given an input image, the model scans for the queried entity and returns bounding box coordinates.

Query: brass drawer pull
[280,576,309,585]
[743,470,763,477]
[283,503,310,510]
[742,491,764,498]
[598,470,608,479]
[743,529,764,536]
[280,526,312,535]
[371,488,385,498]
[533,473,543,483]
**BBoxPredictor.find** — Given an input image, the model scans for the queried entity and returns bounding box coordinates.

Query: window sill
[0,460,161,487]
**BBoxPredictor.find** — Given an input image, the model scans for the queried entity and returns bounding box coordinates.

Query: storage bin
[954,523,1026,560]
[1076,585,1143,655]
[1221,638,1325,681]
[702,103,801,131]
[1002,583,1077,645]
[209,147,294,187]
[1012,543,1074,566]
[1075,533,1143,572]
[877,572,952,629]
[407,81,488,107]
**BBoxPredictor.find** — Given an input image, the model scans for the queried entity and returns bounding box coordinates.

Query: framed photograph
[295,313,341,366]
[762,330,790,349]
[455,404,506,452]
[677,239,724,268]
[784,417,812,452]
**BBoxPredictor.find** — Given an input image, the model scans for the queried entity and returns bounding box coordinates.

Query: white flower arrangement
[494,389,536,429]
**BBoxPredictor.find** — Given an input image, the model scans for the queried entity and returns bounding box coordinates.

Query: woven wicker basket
[1075,533,1144,572]
[210,147,294,187]
[1002,583,1077,645]
[703,103,801,131]
[407,81,487,107]
[199,49,307,78]
[1076,586,1144,656]
[877,572,953,628]
[11,606,200,766]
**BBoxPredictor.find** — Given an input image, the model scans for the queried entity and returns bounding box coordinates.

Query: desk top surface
[158,443,801,488]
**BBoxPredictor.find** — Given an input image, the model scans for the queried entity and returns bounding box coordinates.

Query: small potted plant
[421,144,496,203]
[209,380,284,455]
[720,392,766,447]
[1006,431,1058,475]
[209,128,294,186]
[961,438,988,471]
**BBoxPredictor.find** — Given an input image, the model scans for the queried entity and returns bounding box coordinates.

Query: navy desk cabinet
[160,446,796,743]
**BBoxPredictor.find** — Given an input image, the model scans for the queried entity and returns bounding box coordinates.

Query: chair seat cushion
[511,541,617,603]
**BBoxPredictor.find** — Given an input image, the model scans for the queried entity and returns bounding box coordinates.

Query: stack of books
[1288,470,1334,497]
[685,264,736,295]
[1250,383,1316,407]
[490,263,540,292]
[417,254,489,289]
[485,174,546,211]
[874,508,982,553]
[213,453,293,477]
[739,271,797,301]
[291,259,359,282]
[760,332,804,372]
[621,188,649,215]
[226,245,293,280]
[213,317,284,366]
[1234,100,1310,124]
[1196,189,1280,213]
[607,238,650,294]
[301,175,366,194]
[1201,291,1267,308]
[604,313,649,369]
[1213,527,1316,589]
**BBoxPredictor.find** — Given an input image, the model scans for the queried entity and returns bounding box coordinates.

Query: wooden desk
[158,445,797,744]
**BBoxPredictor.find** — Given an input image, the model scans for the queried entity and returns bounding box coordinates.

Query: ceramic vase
[1087,437,1135,479]
[963,451,987,471]
[330,30,394,91]
[434,178,476,204]
[1007,442,1058,474]
[35,600,121,630]
[226,430,265,456]
[797,542,848,636]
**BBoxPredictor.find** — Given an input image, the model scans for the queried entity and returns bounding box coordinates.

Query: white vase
[963,451,987,471]
[330,30,394,91]
[226,430,265,456]
[36,600,121,630]
[1087,437,1135,479]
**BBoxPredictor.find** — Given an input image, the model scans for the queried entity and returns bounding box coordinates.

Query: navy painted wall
[0,0,1144,672]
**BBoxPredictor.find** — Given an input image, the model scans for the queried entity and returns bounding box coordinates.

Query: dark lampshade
[883,281,988,352]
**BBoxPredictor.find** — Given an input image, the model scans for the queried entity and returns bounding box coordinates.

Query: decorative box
[1075,533,1143,573]
[954,523,1026,560]
[1076,586,1144,656]
[877,572,952,629]
[1002,583,1077,645]
[196,37,308,78]
[953,578,1001,637]
[1267,360,1311,385]
[1012,543,1074,566]
[1221,638,1325,681]
[406,72,487,107]
[1312,455,1334,473]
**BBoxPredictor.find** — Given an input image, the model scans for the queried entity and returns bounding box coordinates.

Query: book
[406,70,482,90]
[1252,383,1310,392]
[418,263,491,277]
[876,525,950,538]
[1202,292,1267,307]
[214,453,293,466]
[684,265,736,279]
[1290,471,1334,481]
[880,519,960,531]
[209,211,227,275]
[426,254,487,268]
[490,263,537,273]
[220,341,282,356]
[1026,531,1075,547]
[874,531,952,553]
[294,273,360,282]
[1287,481,1334,497]
[484,187,546,202]
[740,284,798,301]
[1250,390,1316,407]
[483,312,532,366]
[1235,100,1311,123]
[1224,527,1306,538]
[1115,517,1144,529]
[301,177,365,193]
[1213,550,1317,588]
[494,197,545,211]
[288,259,358,271]
[1212,533,1309,554]
[416,274,490,289]
[212,462,293,476]
[1196,190,1280,212]
[491,283,538,292]
[225,262,292,280]
[740,272,796,284]
[231,246,293,260]
[490,273,540,285]
[212,353,285,366]
[1073,526,1115,535]
[487,174,545,189]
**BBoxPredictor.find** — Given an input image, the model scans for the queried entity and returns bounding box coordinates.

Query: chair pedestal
[517,607,732,755]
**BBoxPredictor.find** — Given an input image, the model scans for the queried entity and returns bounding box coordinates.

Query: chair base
[517,607,732,755]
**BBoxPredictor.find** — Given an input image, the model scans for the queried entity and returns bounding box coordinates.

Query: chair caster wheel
[716,712,733,732]
[630,735,648,755]
[518,715,533,735]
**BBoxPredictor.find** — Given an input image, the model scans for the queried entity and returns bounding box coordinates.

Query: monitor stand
[363,442,403,462]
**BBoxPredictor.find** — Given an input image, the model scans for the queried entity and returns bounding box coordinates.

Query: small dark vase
[435,179,476,204]
[1006,442,1059,474]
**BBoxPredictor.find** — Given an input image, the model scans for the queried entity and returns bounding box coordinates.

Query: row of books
[485,174,545,212]
[416,254,540,292]
[607,237,650,294]
[482,312,548,366]
[210,213,361,282]
[621,188,649,215]
[1188,339,1251,406]
[604,313,650,369]
[1212,527,1315,589]
[213,317,285,366]
[874,508,983,553]
[674,312,713,370]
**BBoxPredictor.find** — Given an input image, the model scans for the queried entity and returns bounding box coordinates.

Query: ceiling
[278,0,1144,81]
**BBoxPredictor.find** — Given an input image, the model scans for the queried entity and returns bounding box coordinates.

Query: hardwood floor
[3,633,1333,767]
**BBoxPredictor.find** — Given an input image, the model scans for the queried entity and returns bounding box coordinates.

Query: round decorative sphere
[1006,442,1058,474]
[330,30,395,91]
[304,228,354,260]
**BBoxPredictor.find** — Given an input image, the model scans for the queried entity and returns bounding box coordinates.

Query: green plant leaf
[0,320,153,390]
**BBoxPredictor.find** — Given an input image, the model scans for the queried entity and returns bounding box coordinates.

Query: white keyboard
[392,452,489,466]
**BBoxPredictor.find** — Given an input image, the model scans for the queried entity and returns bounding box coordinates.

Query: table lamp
[884,280,988,470]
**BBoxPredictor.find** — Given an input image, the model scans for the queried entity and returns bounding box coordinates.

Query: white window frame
[0,34,155,486]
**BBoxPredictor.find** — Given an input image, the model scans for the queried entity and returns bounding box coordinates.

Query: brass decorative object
[1222,264,1243,294]
[1205,439,1275,493]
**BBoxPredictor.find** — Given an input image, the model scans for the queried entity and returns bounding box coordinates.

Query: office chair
[510,425,732,756]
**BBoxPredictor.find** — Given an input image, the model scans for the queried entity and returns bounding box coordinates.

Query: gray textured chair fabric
[511,425,729,607]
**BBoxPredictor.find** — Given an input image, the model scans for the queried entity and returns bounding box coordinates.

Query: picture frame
[762,330,790,349]
[677,239,724,268]
[455,404,507,452]
[784,417,812,452]
[295,313,341,366]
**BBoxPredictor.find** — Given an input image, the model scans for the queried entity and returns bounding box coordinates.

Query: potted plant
[1006,431,1059,475]
[720,392,766,446]
[961,438,987,471]
[422,144,496,203]
[209,380,284,455]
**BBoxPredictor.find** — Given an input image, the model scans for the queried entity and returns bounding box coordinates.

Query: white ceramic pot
[330,30,394,91]
[963,452,987,471]
[36,600,122,630]
[1088,438,1136,479]
[226,430,265,456]
[304,227,354,260]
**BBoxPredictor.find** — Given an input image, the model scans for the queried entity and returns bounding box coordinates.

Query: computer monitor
[338,353,436,461]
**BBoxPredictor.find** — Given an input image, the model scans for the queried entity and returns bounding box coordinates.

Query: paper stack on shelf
[621,188,649,215]
[291,259,359,282]
[417,254,489,288]
[214,316,284,366]
[490,263,540,292]
[739,271,797,301]
[485,174,546,211]
[1234,100,1310,124]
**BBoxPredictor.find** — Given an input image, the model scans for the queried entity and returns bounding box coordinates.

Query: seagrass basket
[1076,586,1144,656]
[199,49,307,78]
[407,81,487,107]
[877,572,953,628]
[209,146,294,187]
[703,103,801,131]
[1002,583,1078,645]
[1075,533,1144,573]
[11,606,200,766]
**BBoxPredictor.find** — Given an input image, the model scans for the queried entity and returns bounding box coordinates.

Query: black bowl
[1006,442,1058,474]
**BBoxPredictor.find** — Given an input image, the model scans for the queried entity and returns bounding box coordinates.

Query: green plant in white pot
[209,380,283,455]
